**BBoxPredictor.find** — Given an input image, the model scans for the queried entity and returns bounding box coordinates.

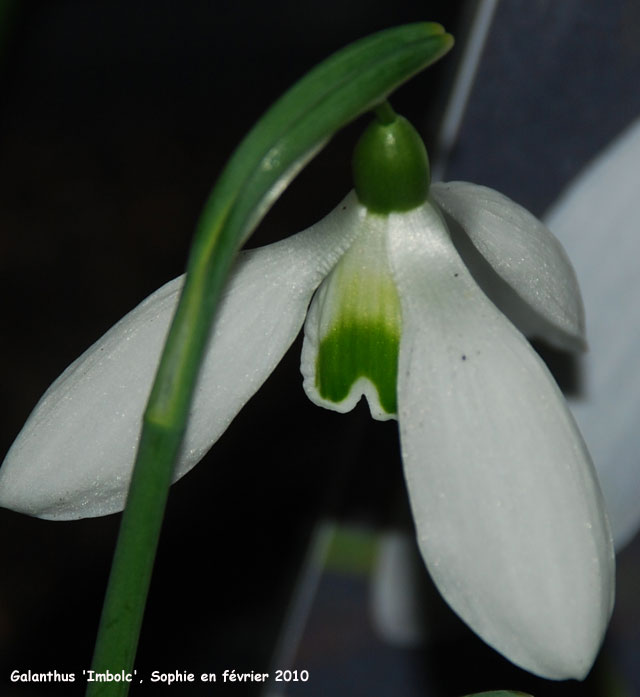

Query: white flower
[0,113,615,680]
[0,182,614,680]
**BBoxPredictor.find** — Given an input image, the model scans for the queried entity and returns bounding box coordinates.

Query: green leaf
[86,23,453,697]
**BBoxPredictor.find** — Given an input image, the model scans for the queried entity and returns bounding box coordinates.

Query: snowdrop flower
[0,111,614,680]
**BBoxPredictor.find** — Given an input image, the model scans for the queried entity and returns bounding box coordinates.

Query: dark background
[1,2,639,696]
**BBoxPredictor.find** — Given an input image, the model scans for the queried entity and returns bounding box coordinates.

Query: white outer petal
[545,118,640,550]
[431,181,585,352]
[0,192,361,520]
[388,201,614,680]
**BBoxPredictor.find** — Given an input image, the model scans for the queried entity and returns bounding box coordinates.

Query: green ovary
[316,320,400,415]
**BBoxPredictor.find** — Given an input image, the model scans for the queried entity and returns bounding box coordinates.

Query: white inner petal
[301,210,401,421]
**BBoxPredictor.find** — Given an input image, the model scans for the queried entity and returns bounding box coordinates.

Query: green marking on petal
[317,321,399,414]
[308,213,402,418]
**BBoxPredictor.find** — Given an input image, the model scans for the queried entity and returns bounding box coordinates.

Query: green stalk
[85,23,453,697]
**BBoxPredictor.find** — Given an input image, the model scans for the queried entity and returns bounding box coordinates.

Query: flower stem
[86,422,182,697]
[374,100,397,124]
